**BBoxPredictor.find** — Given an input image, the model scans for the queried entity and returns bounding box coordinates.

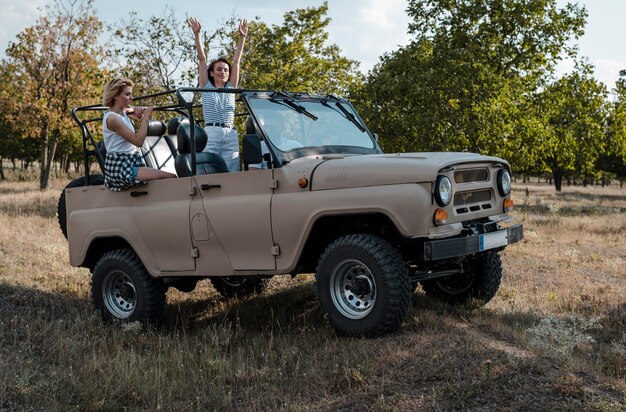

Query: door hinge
[271,245,280,256]
[189,186,197,196]
[191,248,199,258]
[269,179,279,189]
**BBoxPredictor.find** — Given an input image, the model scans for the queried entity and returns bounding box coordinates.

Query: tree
[237,3,362,95]
[538,62,609,191]
[355,0,586,174]
[110,3,362,120]
[1,0,105,189]
[110,7,199,101]
[602,69,626,187]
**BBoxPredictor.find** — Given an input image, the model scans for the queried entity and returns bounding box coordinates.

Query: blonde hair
[102,77,134,107]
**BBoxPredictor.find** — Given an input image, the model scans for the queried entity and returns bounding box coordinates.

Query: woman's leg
[136,167,176,181]
[203,126,221,154]
[222,128,240,172]
[203,126,240,172]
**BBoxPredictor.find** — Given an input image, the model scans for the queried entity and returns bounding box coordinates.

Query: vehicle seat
[242,116,266,170]
[175,122,229,177]
[95,140,107,173]
[141,120,177,175]
[166,117,184,156]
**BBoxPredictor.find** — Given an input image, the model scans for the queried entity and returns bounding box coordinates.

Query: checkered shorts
[104,152,147,192]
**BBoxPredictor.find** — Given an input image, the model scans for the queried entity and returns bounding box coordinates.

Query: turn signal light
[433,208,448,226]
[297,177,309,188]
[504,197,514,212]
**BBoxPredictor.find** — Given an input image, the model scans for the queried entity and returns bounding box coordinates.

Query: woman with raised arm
[188,16,248,172]
[101,77,176,191]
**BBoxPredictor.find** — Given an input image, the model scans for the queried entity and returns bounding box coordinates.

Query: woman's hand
[127,106,153,120]
[188,17,201,35]
[239,19,248,37]
[142,106,154,119]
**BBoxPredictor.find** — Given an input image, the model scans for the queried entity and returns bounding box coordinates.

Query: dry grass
[0,177,625,411]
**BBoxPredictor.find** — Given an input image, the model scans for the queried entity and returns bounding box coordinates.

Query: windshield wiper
[335,102,366,133]
[320,100,365,133]
[269,92,318,120]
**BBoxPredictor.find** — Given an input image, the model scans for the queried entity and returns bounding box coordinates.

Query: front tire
[92,249,166,325]
[315,234,411,337]
[420,251,502,305]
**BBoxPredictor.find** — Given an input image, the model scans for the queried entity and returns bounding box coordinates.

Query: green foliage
[355,0,588,175]
[109,7,199,103]
[106,3,362,108]
[1,0,623,191]
[0,0,106,188]
[602,70,626,180]
[537,62,609,189]
[238,2,363,95]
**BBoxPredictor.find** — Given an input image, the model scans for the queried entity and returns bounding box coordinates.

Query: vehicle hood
[309,152,506,190]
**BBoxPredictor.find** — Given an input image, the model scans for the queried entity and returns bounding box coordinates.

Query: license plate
[479,231,508,251]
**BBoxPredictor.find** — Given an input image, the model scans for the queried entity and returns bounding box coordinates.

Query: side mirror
[243,134,263,168]
[373,133,379,143]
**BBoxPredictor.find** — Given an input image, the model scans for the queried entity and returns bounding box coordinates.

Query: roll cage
[70,87,379,183]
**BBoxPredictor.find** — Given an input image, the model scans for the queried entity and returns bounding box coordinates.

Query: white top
[201,81,235,126]
[102,111,139,154]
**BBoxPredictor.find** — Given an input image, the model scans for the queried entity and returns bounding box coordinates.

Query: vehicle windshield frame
[240,91,381,165]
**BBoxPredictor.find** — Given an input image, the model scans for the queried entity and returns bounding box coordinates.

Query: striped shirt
[201,81,235,127]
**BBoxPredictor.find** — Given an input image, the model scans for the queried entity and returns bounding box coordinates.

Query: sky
[1,0,625,91]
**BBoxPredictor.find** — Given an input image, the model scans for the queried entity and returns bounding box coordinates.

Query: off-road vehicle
[59,87,523,336]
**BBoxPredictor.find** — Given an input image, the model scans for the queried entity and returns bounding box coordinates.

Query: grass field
[0,176,625,411]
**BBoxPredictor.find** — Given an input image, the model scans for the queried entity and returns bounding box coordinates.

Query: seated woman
[101,77,176,191]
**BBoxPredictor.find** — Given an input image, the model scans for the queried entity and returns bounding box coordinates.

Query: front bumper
[423,224,523,261]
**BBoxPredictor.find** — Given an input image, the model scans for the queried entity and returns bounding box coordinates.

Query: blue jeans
[203,126,239,172]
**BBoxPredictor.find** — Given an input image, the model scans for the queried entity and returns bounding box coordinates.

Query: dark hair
[207,57,231,86]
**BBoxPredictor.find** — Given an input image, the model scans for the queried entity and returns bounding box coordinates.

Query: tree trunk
[552,169,563,192]
[38,122,58,191]
[0,156,4,180]
[63,153,70,173]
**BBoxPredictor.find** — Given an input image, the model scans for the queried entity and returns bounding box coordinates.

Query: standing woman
[101,77,176,191]
[188,16,248,172]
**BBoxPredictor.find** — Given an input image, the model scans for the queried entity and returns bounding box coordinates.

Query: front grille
[454,168,488,183]
[454,189,491,206]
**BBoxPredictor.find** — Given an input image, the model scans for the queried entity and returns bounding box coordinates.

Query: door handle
[130,191,148,197]
[200,184,222,190]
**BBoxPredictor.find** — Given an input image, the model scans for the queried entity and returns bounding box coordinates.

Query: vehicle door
[129,177,195,271]
[192,169,275,274]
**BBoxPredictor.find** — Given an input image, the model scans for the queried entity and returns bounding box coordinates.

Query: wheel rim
[102,270,137,319]
[330,259,376,319]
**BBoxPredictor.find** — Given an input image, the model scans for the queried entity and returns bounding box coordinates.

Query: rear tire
[420,251,502,305]
[57,174,104,239]
[92,249,166,325]
[315,234,411,337]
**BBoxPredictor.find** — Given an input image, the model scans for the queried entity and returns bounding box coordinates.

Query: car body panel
[65,88,522,281]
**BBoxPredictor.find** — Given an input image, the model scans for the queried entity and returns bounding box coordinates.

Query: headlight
[434,175,452,206]
[497,169,511,197]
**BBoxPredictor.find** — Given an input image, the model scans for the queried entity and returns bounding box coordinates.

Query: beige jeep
[58,88,523,337]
